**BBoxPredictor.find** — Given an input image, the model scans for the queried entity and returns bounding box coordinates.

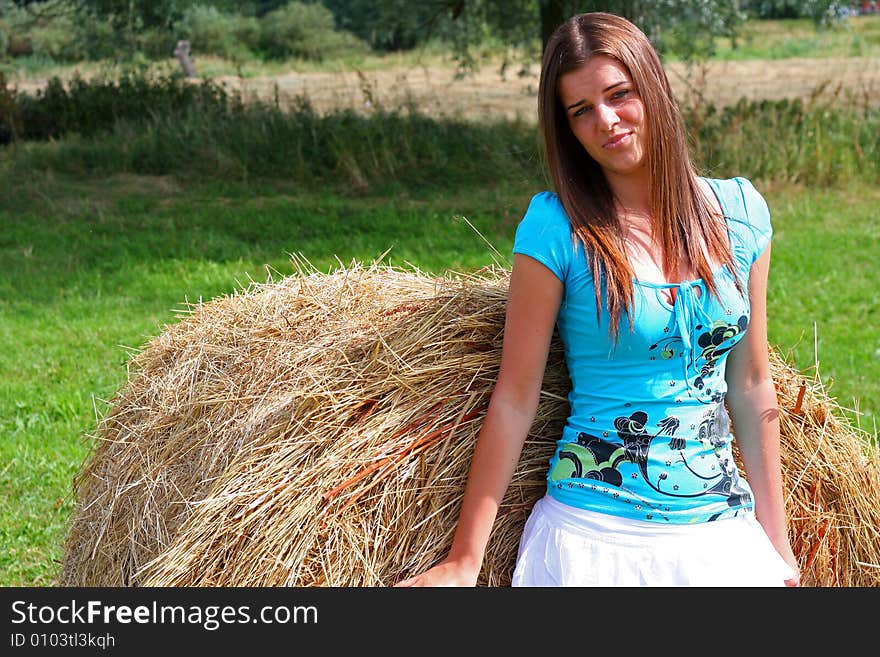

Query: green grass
[764,181,880,431]
[0,170,877,586]
[704,14,880,60]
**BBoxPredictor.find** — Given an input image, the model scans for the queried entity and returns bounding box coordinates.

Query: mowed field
[11,48,880,121]
[203,56,880,120]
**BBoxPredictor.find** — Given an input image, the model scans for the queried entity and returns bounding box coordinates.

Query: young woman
[395,12,800,587]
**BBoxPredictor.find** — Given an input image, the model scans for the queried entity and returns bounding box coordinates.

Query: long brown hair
[538,12,738,337]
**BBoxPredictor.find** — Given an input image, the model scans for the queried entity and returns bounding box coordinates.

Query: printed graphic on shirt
[648,314,749,404]
[692,315,749,393]
[549,404,752,513]
[550,433,629,486]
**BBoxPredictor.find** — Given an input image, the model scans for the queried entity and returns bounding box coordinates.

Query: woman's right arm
[394,254,564,586]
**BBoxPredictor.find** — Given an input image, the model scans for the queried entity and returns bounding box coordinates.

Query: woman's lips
[603,132,632,149]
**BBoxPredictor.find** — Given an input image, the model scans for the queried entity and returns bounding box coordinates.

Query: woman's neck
[606,168,653,220]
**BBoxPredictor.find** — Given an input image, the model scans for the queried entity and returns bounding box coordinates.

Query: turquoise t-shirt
[513,177,773,524]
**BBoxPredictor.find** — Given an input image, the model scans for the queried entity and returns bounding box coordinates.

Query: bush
[258,1,369,61]
[177,4,260,61]
[131,28,178,60]
[29,15,81,61]
[12,72,236,141]
[75,14,119,62]
[0,1,117,63]
[0,0,32,57]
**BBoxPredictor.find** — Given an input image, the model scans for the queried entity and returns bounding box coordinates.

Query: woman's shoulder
[517,190,571,233]
[701,176,772,263]
[525,190,567,216]
[514,191,576,281]
[700,176,769,221]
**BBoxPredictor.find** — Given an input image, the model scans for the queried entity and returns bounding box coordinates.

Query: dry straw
[59,261,880,587]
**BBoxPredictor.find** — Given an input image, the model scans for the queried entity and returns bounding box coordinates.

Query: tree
[77,1,188,29]
[322,0,447,51]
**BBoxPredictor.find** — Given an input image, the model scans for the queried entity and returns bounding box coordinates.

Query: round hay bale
[58,263,880,586]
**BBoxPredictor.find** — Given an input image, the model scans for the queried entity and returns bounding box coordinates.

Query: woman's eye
[612,89,630,100]
[572,106,591,117]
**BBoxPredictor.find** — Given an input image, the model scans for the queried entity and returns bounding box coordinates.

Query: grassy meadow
[2,17,879,587]
[711,13,880,60]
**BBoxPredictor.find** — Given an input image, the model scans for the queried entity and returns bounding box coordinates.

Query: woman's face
[557,55,648,179]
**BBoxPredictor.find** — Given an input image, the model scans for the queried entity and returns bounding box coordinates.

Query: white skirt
[511,494,796,587]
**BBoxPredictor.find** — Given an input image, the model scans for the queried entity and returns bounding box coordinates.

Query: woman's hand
[776,541,801,587]
[393,559,480,587]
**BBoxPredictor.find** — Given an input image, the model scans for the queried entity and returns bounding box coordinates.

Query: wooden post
[174,40,197,79]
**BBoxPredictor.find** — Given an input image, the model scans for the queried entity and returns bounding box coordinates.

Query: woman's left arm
[725,243,801,587]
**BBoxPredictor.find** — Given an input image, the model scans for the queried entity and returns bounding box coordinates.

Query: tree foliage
[321,1,749,64]
[77,1,192,29]
[741,0,847,22]
[2,0,851,65]
[321,0,846,61]
[375,0,751,69]
[321,0,449,51]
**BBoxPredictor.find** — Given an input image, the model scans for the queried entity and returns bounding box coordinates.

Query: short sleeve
[512,191,573,283]
[734,177,773,264]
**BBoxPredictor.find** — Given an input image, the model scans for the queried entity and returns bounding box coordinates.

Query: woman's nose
[595,103,619,131]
